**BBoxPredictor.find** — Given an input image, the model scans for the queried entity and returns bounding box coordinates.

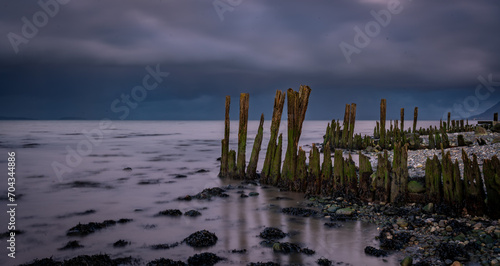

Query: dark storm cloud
[0,0,499,120]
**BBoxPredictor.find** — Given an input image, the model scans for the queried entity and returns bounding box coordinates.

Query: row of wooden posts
[219,87,500,218]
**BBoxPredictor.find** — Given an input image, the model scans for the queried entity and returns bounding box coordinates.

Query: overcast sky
[1,0,499,120]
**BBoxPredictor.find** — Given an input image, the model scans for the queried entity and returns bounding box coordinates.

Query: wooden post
[282,86,311,183]
[247,114,264,179]
[307,144,321,195]
[335,121,341,148]
[428,129,435,149]
[261,90,286,182]
[270,134,282,185]
[413,107,418,133]
[442,151,464,214]
[425,155,442,203]
[483,155,500,219]
[333,149,344,192]
[219,96,231,177]
[228,150,237,177]
[345,153,358,197]
[462,150,486,216]
[380,99,387,149]
[447,112,451,132]
[359,152,373,201]
[390,142,408,204]
[494,113,498,122]
[372,150,391,202]
[236,93,249,178]
[400,108,404,134]
[295,147,307,192]
[457,134,465,146]
[342,104,350,148]
[348,103,357,150]
[321,142,332,196]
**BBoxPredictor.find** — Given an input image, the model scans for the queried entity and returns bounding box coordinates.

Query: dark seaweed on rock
[177,187,229,201]
[147,258,186,266]
[113,240,130,248]
[364,246,388,257]
[437,243,470,261]
[259,227,287,240]
[64,254,115,265]
[183,230,218,247]
[230,249,247,253]
[151,242,179,250]
[184,210,201,217]
[324,222,342,228]
[59,240,84,250]
[187,252,224,266]
[66,218,131,236]
[378,228,412,250]
[447,219,472,234]
[157,209,182,216]
[316,258,332,266]
[281,207,318,217]
[19,258,62,266]
[269,241,315,255]
[248,262,280,266]
[0,230,22,239]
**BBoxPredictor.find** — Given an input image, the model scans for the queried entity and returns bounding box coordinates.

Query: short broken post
[247,114,264,179]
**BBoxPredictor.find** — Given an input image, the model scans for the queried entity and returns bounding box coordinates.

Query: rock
[408,180,426,193]
[397,218,409,228]
[123,167,132,171]
[491,123,500,133]
[336,208,355,216]
[439,220,447,228]
[364,246,388,257]
[400,256,413,266]
[183,230,218,247]
[184,210,201,217]
[248,192,259,196]
[451,261,462,266]
[475,126,487,135]
[259,227,287,240]
[327,206,339,213]
[366,146,374,152]
[423,203,434,213]
[492,136,500,144]
[157,209,182,216]
[473,222,483,230]
[446,226,453,232]
[187,252,224,265]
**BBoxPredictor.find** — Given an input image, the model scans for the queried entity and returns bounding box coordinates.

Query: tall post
[348,103,357,150]
[494,113,498,122]
[413,107,418,133]
[247,114,264,179]
[342,104,350,148]
[380,99,387,149]
[220,96,230,177]
[261,90,286,181]
[447,112,451,132]
[400,108,404,134]
[236,93,249,178]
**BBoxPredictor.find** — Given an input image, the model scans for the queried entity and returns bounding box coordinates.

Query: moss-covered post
[247,114,264,179]
[227,150,237,177]
[334,120,341,148]
[380,99,387,149]
[457,134,465,146]
[413,107,418,133]
[295,147,307,192]
[425,155,442,203]
[307,144,321,195]
[348,103,357,150]
[321,142,333,196]
[390,142,408,204]
[372,150,391,202]
[270,134,282,185]
[342,104,350,148]
[236,93,249,178]
[333,149,344,192]
[442,151,464,214]
[429,129,435,149]
[447,112,451,132]
[400,108,405,135]
[261,90,286,183]
[282,86,311,184]
[219,96,231,177]
[462,150,486,216]
[359,152,373,201]
[345,153,358,197]
[483,155,500,219]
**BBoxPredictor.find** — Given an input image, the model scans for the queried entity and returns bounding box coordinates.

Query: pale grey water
[0,120,443,265]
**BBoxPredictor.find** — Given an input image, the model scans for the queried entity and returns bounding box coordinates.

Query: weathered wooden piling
[219,96,231,177]
[247,114,264,179]
[457,134,466,146]
[425,155,442,203]
[483,155,500,219]
[400,108,405,134]
[295,147,307,192]
[380,99,387,149]
[447,112,451,132]
[270,134,283,185]
[345,153,358,197]
[348,103,357,150]
[390,142,408,204]
[428,129,435,149]
[236,93,249,178]
[307,144,321,195]
[462,150,486,216]
[282,86,311,183]
[358,152,373,201]
[333,149,344,192]
[442,151,464,213]
[342,104,350,148]
[261,90,286,182]
[372,150,391,202]
[494,112,498,122]
[321,142,332,195]
[413,107,418,133]
[227,150,237,177]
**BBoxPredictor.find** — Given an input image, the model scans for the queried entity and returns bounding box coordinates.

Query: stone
[400,256,413,266]
[336,208,355,216]
[492,136,500,144]
[327,206,339,213]
[397,218,409,228]
[423,203,434,213]
[408,180,426,193]
[451,261,462,266]
[446,226,453,232]
[439,220,447,228]
[492,123,500,133]
[475,126,487,135]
